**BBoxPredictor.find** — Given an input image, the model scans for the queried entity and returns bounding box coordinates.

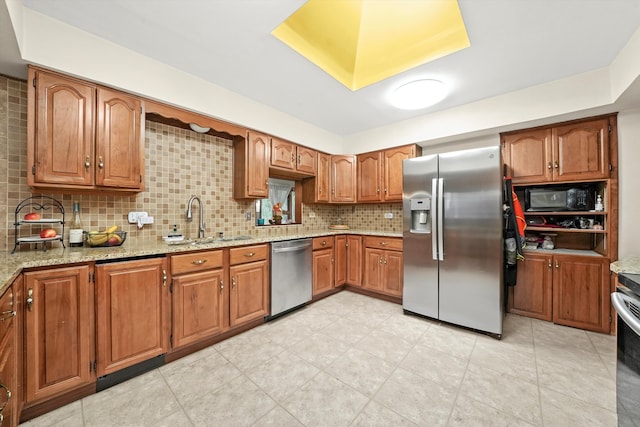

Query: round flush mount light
[189,123,211,133]
[390,79,447,110]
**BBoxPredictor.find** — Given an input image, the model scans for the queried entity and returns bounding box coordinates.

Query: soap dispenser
[595,195,604,212]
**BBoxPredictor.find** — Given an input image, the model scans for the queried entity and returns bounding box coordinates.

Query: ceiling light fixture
[189,123,211,133]
[390,79,448,110]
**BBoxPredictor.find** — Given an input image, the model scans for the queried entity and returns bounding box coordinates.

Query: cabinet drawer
[229,244,268,265]
[313,236,334,250]
[0,286,15,340]
[171,250,223,275]
[364,236,403,251]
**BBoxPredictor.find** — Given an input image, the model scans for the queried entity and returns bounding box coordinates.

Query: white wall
[617,109,640,258]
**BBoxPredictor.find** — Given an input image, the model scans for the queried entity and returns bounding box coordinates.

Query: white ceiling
[5,0,640,136]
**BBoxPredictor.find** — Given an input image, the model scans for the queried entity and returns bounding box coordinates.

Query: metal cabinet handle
[548,260,552,268]
[380,241,387,246]
[244,252,255,257]
[297,154,301,165]
[384,258,388,264]
[220,280,224,292]
[554,161,559,169]
[321,241,327,246]
[555,260,559,269]
[26,288,33,312]
[377,187,380,193]
[547,162,552,170]
[232,277,236,288]
[191,259,207,265]
[162,270,168,286]
[379,256,383,264]
[384,187,387,193]
[98,156,104,169]
[0,310,16,321]
[85,156,91,169]
[0,382,11,417]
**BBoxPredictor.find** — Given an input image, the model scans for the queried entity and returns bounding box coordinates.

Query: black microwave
[525,187,593,211]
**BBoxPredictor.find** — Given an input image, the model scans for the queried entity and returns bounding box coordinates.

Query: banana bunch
[86,225,120,246]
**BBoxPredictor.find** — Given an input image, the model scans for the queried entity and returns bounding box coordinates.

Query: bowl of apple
[84,226,127,247]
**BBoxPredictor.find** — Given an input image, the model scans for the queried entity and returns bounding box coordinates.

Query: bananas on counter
[86,225,121,246]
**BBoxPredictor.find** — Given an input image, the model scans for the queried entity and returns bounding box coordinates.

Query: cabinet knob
[297,154,301,165]
[548,260,552,269]
[220,280,224,292]
[380,241,387,246]
[379,256,383,264]
[377,187,380,193]
[162,270,168,286]
[244,252,255,257]
[554,161,559,169]
[0,382,11,416]
[85,156,91,169]
[547,162,552,170]
[232,276,236,288]
[191,259,207,265]
[321,241,326,246]
[555,260,560,269]
[98,156,104,169]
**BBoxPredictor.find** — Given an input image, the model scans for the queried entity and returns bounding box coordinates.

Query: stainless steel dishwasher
[269,238,313,319]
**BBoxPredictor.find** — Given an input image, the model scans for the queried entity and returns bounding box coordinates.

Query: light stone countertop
[610,257,640,274]
[0,229,401,295]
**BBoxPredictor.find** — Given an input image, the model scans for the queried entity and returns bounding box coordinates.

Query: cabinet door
[270,138,295,170]
[383,250,403,297]
[334,235,346,286]
[502,129,553,184]
[24,266,93,403]
[508,253,553,321]
[96,87,143,189]
[234,132,269,199]
[96,258,169,376]
[229,260,268,327]
[312,249,334,296]
[172,269,226,349]
[362,247,384,292]
[553,119,609,181]
[0,285,16,427]
[30,69,95,187]
[296,146,316,175]
[383,145,416,201]
[357,152,382,202]
[316,152,331,203]
[552,255,610,333]
[331,155,356,203]
[346,235,362,286]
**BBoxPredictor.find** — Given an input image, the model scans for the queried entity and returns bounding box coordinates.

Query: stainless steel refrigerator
[402,146,503,336]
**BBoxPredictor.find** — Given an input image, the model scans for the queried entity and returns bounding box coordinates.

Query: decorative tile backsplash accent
[0,74,401,253]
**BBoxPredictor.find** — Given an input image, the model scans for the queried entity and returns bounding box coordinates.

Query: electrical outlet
[308,211,316,218]
[384,212,393,219]
[245,210,252,221]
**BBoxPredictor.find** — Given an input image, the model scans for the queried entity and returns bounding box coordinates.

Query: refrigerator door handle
[437,177,444,261]
[432,178,439,260]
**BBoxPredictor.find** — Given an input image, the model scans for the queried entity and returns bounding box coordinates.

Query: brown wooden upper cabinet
[233,131,270,199]
[357,144,421,202]
[502,117,610,184]
[27,66,144,192]
[270,137,316,176]
[330,155,357,203]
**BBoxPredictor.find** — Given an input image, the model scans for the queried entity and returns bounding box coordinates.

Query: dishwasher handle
[612,292,640,336]
[272,242,312,254]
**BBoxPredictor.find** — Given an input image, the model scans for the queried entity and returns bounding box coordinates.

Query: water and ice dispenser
[410,198,431,233]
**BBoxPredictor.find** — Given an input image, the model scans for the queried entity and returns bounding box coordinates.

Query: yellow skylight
[272,0,470,91]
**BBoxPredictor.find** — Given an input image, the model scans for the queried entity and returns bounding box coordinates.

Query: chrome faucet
[186,195,206,239]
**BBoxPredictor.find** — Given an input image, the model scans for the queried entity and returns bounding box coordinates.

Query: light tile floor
[20,291,618,427]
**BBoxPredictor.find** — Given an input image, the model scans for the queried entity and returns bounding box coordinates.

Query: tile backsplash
[0,74,401,253]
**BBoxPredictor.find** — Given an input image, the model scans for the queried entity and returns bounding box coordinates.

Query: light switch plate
[384,212,393,219]
[128,211,149,223]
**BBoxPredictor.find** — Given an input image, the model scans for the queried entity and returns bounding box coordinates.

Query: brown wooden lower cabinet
[346,235,362,286]
[508,253,610,333]
[334,235,347,286]
[0,280,18,427]
[362,237,403,297]
[228,245,269,327]
[312,237,334,296]
[23,266,94,404]
[95,258,170,376]
[508,253,553,321]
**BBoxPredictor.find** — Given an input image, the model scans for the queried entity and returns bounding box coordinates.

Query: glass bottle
[69,201,84,247]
